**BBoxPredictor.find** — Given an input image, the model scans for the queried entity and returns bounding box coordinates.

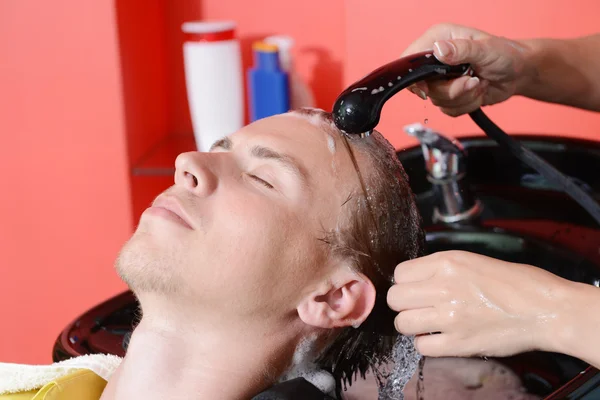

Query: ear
[297,268,376,329]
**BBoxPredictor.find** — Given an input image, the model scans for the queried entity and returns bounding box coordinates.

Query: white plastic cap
[182,21,236,34]
[264,35,295,71]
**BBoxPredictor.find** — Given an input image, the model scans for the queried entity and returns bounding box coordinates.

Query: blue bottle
[248,42,290,122]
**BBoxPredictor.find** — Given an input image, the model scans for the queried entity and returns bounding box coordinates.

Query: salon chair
[53,131,600,399]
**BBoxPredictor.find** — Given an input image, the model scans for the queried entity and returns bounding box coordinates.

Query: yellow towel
[0,354,122,395]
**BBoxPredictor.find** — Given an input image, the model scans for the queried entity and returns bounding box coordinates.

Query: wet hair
[291,108,425,392]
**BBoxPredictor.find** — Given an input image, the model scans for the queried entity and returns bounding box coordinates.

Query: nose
[174,152,218,196]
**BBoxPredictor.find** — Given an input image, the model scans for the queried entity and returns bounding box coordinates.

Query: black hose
[469,108,600,226]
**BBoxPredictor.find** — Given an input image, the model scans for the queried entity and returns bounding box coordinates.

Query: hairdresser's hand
[401,23,530,116]
[387,251,584,359]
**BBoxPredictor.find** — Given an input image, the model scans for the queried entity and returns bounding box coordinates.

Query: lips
[151,195,194,229]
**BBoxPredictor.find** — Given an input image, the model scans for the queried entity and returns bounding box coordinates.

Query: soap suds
[327,134,336,154]
[289,108,327,127]
[278,335,336,397]
[377,335,422,400]
[287,109,340,158]
[288,108,338,133]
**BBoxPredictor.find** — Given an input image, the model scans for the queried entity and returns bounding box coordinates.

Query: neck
[100,296,305,400]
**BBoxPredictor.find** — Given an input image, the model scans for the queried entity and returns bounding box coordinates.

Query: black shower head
[332,51,471,136]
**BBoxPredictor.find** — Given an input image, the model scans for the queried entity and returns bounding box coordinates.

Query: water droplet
[424,118,428,124]
[416,357,426,400]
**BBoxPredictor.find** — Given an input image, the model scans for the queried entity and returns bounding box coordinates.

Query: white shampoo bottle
[182,21,244,151]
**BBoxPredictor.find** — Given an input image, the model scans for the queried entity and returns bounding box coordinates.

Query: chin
[115,231,185,295]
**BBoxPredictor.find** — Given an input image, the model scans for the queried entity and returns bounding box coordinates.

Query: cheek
[214,193,324,297]
[194,191,297,275]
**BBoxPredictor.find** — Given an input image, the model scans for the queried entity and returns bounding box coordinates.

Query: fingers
[416,333,495,359]
[387,281,439,312]
[393,255,439,284]
[414,333,453,358]
[433,38,489,66]
[399,22,486,58]
[393,251,471,283]
[430,77,485,115]
[394,308,440,336]
[408,76,489,116]
[440,101,484,117]
[428,76,484,105]
[407,84,429,100]
[404,35,499,115]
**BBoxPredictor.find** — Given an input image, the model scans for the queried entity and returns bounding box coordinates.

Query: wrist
[513,38,539,98]
[548,281,600,359]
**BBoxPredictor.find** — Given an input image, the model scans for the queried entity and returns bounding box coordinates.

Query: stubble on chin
[115,231,182,295]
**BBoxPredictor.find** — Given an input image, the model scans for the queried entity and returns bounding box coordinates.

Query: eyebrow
[210,137,233,151]
[210,136,309,185]
[250,145,309,183]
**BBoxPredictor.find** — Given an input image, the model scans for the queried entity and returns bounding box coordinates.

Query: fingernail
[465,77,480,91]
[434,41,453,58]
[413,88,428,100]
[415,81,429,94]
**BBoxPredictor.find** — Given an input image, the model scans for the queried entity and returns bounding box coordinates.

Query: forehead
[235,112,335,148]
[231,113,344,167]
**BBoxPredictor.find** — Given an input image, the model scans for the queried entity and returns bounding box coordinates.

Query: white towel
[0,354,123,394]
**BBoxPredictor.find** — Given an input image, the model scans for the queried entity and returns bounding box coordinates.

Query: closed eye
[248,174,274,189]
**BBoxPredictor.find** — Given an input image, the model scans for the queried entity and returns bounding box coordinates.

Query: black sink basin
[53,134,600,399]
[399,135,600,399]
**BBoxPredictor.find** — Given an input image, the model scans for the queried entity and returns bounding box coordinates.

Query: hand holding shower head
[332,51,600,226]
[332,51,471,136]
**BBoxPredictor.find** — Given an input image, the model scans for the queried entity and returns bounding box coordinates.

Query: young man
[0,108,424,399]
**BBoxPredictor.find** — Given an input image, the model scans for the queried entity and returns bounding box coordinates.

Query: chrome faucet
[404,123,482,224]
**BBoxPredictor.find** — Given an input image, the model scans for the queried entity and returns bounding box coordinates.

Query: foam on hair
[278,335,337,397]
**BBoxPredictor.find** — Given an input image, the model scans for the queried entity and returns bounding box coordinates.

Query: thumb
[433,39,488,66]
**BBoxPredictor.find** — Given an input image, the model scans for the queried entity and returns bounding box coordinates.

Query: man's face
[117,113,363,319]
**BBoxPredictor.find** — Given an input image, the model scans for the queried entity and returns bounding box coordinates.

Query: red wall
[2,0,599,364]
[0,1,131,363]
